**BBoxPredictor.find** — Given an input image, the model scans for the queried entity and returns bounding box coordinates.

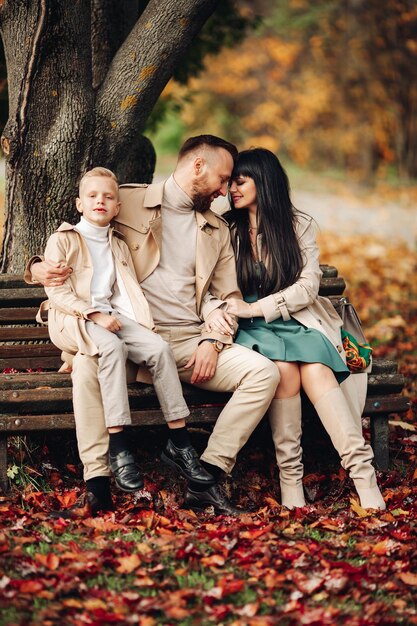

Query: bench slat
[0,359,405,393]
[0,275,41,289]
[0,371,406,413]
[0,288,46,307]
[0,327,50,341]
[0,308,40,325]
[366,373,405,394]
[0,396,409,435]
[0,382,231,412]
[0,405,225,432]
[0,357,63,370]
[319,277,345,296]
[0,344,60,357]
[364,394,410,415]
[0,372,73,389]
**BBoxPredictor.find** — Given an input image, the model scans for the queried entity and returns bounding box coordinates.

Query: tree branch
[91,0,141,89]
[91,0,219,166]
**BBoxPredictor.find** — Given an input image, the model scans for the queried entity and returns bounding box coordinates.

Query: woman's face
[229,175,257,211]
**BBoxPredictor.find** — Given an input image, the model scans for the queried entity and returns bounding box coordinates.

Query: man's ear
[193,156,204,176]
[76,197,83,214]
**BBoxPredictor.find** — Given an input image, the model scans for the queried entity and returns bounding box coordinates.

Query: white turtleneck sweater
[76,217,115,314]
[140,175,201,326]
[75,216,135,320]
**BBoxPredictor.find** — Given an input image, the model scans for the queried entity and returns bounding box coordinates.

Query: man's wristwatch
[204,339,225,353]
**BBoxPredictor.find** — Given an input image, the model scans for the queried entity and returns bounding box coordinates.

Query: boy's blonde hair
[79,167,119,193]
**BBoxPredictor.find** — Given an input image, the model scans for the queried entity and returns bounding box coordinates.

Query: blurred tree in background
[160,0,417,180]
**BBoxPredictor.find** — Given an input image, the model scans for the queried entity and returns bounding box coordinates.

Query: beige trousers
[72,324,279,480]
[85,314,189,427]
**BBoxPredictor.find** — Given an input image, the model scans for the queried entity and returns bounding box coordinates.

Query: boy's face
[76,176,120,227]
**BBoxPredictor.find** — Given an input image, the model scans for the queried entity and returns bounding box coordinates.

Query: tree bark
[0,0,94,273]
[0,0,219,272]
[91,0,141,89]
[90,0,219,173]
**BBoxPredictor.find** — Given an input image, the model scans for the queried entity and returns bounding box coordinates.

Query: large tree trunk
[0,0,218,272]
[0,0,95,272]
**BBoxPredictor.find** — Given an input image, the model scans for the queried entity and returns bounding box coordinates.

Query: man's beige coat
[115,182,242,344]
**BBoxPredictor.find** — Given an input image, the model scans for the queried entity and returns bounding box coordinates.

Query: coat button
[122,261,128,266]
[337,345,342,352]
[131,243,139,251]
[205,227,212,234]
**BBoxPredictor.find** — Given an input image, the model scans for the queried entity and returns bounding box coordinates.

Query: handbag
[338,297,372,372]
[339,296,367,343]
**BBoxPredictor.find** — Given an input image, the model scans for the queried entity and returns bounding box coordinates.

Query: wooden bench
[0,268,410,492]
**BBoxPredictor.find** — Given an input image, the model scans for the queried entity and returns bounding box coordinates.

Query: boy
[43,167,213,515]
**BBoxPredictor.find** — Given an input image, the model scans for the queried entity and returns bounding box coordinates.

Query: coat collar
[143,181,165,208]
[144,181,222,229]
[57,222,77,232]
[56,221,125,239]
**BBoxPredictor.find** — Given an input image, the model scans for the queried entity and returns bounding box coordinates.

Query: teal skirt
[236,316,350,384]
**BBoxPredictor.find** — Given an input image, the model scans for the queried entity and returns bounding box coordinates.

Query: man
[28,135,279,515]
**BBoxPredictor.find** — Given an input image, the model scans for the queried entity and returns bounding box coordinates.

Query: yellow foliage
[171,5,416,176]
[243,135,279,152]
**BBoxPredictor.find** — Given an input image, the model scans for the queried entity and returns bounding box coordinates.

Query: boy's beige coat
[42,223,154,356]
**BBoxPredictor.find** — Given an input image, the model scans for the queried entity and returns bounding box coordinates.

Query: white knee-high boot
[269,395,306,509]
[314,387,386,510]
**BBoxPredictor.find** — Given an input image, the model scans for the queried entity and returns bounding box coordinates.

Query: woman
[213,148,385,511]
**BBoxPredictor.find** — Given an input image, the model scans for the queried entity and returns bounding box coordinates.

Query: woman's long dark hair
[227,148,303,298]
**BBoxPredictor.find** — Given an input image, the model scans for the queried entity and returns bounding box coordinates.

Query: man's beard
[192,192,212,213]
[191,177,212,213]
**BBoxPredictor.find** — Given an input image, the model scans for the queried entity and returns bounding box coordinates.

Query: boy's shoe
[51,491,113,519]
[161,439,215,485]
[109,450,144,492]
[184,484,245,516]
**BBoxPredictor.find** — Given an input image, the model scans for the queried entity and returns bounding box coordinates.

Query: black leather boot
[161,439,215,485]
[184,484,245,516]
[109,450,144,492]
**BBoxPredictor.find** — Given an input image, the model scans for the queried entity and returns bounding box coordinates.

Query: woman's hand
[226,298,253,318]
[226,298,263,319]
[204,308,235,335]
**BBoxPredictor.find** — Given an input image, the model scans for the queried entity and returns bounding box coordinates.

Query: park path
[208,182,417,248]
[292,189,416,248]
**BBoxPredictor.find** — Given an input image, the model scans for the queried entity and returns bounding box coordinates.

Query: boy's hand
[184,341,218,384]
[88,312,122,332]
[204,308,234,335]
[32,260,72,286]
